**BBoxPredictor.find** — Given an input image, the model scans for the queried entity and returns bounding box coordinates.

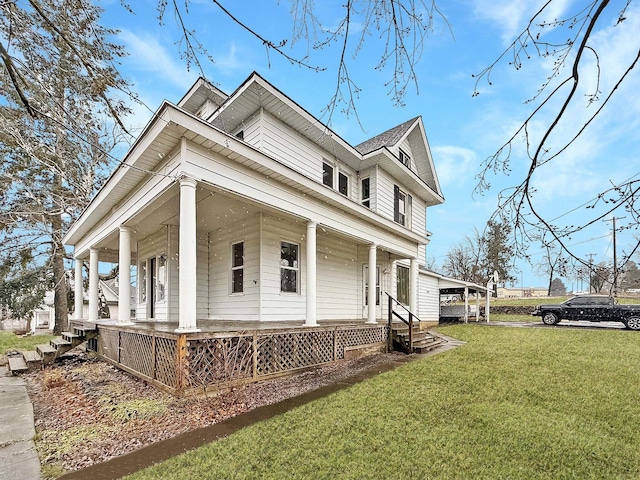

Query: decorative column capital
[178,175,198,189]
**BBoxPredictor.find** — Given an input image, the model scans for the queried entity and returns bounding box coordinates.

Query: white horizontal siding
[261,111,322,183]
[208,215,261,320]
[376,168,395,223]
[418,273,439,322]
[241,112,261,149]
[260,215,306,321]
[316,232,359,320]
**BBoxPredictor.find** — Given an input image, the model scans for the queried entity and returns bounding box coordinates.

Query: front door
[363,265,381,319]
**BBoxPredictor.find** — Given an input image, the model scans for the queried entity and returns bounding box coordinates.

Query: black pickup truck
[532,295,640,330]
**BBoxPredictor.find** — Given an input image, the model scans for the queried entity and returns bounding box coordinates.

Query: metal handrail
[385,292,422,353]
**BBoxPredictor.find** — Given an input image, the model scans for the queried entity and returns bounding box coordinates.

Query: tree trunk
[51,213,68,335]
[547,265,554,296]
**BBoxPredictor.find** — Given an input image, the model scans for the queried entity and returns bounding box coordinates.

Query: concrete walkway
[0,368,41,480]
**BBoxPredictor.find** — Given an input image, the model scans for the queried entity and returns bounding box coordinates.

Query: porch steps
[7,355,28,374]
[391,324,446,354]
[7,330,92,375]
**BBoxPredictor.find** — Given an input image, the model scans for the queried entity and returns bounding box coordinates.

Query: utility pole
[586,253,597,294]
[604,217,626,297]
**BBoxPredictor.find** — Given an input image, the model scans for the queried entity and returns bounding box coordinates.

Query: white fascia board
[63,104,175,246]
[419,269,488,293]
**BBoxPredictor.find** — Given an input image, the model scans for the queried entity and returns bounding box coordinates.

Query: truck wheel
[542,312,560,325]
[624,317,640,330]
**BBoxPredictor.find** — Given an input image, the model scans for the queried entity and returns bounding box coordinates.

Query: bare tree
[474,0,640,275]
[533,239,570,296]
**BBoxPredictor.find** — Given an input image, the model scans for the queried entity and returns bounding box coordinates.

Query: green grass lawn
[0,330,55,354]
[125,325,640,480]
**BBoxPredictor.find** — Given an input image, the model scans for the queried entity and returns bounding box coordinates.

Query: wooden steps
[7,326,93,375]
[391,323,446,354]
[7,355,28,374]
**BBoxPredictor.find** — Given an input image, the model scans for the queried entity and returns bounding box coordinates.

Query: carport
[438,278,488,323]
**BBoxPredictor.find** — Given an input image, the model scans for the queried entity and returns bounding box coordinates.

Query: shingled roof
[355,116,420,155]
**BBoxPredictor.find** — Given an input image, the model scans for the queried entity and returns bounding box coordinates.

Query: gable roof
[355,117,420,155]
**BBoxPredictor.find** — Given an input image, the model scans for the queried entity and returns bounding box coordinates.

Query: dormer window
[399,149,411,167]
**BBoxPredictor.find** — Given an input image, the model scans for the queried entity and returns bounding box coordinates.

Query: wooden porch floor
[87,318,378,334]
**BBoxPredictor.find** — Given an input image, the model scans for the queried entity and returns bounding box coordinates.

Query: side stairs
[6,323,96,375]
[391,323,446,354]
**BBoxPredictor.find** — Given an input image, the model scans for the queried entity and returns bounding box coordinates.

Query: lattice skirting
[97,324,388,395]
[97,327,178,390]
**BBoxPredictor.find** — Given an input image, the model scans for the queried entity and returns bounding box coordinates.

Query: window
[338,171,348,196]
[364,266,380,306]
[157,255,167,301]
[322,162,334,188]
[231,242,244,293]
[399,148,411,167]
[394,185,412,227]
[139,261,147,302]
[361,178,370,208]
[280,241,299,293]
[397,265,410,304]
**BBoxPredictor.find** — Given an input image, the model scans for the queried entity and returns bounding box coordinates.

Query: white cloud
[432,145,478,187]
[118,30,197,91]
[471,0,572,44]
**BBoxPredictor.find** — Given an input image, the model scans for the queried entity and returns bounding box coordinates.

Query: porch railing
[386,292,422,353]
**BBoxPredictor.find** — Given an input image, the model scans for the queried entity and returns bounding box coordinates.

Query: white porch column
[74,258,83,319]
[409,257,418,316]
[176,176,200,333]
[118,226,133,325]
[88,248,99,322]
[464,286,470,323]
[366,244,377,324]
[305,221,318,326]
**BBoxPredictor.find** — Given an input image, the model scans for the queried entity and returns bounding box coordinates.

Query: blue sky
[100,0,640,290]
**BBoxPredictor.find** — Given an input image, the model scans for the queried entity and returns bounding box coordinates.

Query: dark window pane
[323,163,333,187]
[281,269,297,292]
[232,242,244,268]
[232,269,243,293]
[362,178,370,198]
[338,172,348,195]
[397,266,409,304]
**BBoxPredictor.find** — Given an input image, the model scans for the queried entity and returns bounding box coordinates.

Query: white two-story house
[62,72,445,332]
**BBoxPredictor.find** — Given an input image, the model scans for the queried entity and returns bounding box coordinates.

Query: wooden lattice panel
[154,336,178,388]
[336,326,387,359]
[256,330,334,376]
[119,332,154,378]
[98,328,120,362]
[186,336,253,388]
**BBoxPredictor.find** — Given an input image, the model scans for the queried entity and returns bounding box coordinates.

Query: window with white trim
[322,162,334,188]
[139,260,147,302]
[397,265,410,304]
[338,171,348,196]
[157,254,167,301]
[399,148,411,167]
[394,185,412,227]
[231,241,244,294]
[361,177,370,208]
[280,241,299,293]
